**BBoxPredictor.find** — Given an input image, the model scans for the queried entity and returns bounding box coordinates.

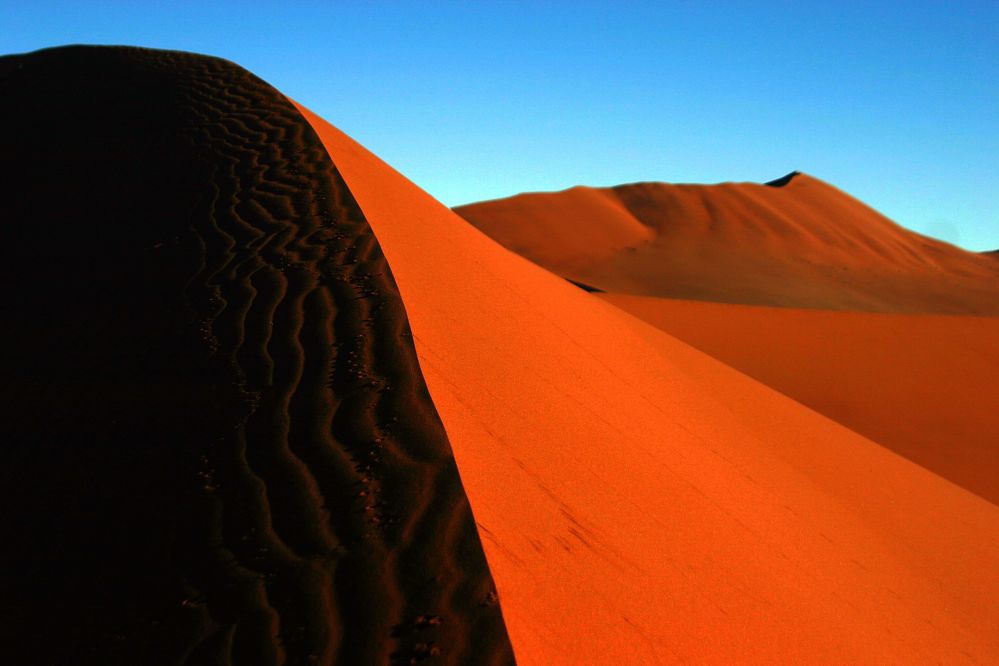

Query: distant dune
[299,107,999,663]
[4,44,999,666]
[454,173,999,661]
[455,174,999,313]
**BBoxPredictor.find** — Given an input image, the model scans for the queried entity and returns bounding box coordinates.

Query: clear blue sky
[4,1,997,251]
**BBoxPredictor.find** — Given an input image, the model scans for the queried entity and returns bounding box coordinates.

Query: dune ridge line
[0,45,513,665]
[296,100,999,665]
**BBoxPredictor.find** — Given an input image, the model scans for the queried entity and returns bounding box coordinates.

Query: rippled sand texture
[0,46,512,665]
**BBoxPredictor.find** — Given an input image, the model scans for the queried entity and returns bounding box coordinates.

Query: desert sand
[456,172,999,508]
[455,174,999,313]
[601,295,999,506]
[4,42,998,666]
[299,107,999,663]
[0,46,510,665]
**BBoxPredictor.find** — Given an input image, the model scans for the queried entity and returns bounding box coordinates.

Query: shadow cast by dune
[763,170,801,187]
[0,45,512,666]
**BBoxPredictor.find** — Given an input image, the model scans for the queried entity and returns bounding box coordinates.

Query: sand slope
[603,295,999,506]
[299,107,999,664]
[455,174,999,313]
[0,46,511,665]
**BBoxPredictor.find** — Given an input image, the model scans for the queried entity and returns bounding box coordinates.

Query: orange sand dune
[451,186,654,275]
[1,46,512,664]
[455,174,999,313]
[298,104,999,663]
[603,294,999,506]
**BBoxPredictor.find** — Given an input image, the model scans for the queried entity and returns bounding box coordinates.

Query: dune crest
[764,170,802,187]
[455,175,999,313]
[298,103,999,664]
[1,46,511,665]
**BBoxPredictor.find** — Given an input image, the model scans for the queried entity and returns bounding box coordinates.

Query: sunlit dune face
[601,295,999,506]
[296,101,999,665]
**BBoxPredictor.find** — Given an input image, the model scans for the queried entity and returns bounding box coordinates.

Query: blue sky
[4,1,997,251]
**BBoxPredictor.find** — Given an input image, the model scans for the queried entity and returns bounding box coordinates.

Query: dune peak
[455,170,999,313]
[764,170,803,187]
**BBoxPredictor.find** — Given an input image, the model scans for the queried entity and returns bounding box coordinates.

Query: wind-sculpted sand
[5,42,998,666]
[455,174,999,313]
[299,106,999,664]
[602,295,999,505]
[0,46,511,665]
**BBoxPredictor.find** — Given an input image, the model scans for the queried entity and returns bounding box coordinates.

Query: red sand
[456,175,999,313]
[602,295,999,506]
[297,103,999,664]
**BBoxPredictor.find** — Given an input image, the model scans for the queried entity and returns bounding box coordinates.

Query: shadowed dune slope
[602,295,999,506]
[0,46,512,665]
[455,175,999,313]
[298,105,999,664]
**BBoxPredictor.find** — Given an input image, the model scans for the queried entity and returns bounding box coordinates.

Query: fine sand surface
[0,46,511,665]
[299,106,999,663]
[602,295,999,506]
[455,175,999,313]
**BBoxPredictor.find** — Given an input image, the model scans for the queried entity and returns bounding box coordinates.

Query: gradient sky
[4,1,997,251]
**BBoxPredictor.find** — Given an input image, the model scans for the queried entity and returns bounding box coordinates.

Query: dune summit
[0,46,511,665]
[455,175,999,313]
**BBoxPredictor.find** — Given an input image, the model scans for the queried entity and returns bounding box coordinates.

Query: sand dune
[450,186,654,275]
[602,295,999,506]
[6,42,998,665]
[455,174,999,313]
[299,106,999,663]
[0,46,511,665]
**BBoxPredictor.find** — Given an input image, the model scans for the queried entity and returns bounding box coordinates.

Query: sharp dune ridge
[763,170,802,187]
[454,173,999,313]
[297,104,999,663]
[454,167,999,514]
[0,46,511,665]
